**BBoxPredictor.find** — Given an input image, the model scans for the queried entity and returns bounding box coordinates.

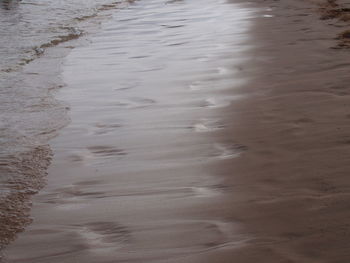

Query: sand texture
[188,0,350,261]
[3,0,350,262]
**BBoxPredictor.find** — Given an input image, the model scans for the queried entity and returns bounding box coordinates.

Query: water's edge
[0,0,134,252]
[2,0,258,262]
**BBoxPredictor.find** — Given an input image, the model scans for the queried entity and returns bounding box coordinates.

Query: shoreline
[0,1,135,254]
[2,0,350,262]
[195,0,350,261]
[3,0,256,262]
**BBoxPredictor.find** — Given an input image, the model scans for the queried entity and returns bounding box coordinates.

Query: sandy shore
[187,0,350,262]
[3,0,254,262]
[3,0,350,262]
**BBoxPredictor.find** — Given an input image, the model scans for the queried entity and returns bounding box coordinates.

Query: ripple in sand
[87,146,127,157]
[217,67,229,75]
[93,123,123,135]
[129,97,156,106]
[197,56,211,62]
[68,146,127,163]
[135,186,222,199]
[189,81,204,91]
[197,97,232,108]
[133,219,244,252]
[108,97,156,109]
[74,180,104,186]
[189,186,221,198]
[67,150,94,162]
[56,203,89,210]
[191,119,225,132]
[94,123,123,129]
[113,82,139,91]
[211,143,248,159]
[44,182,222,205]
[68,153,86,162]
[76,222,130,252]
[40,185,104,209]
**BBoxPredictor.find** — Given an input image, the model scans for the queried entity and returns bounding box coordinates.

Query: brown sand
[4,0,350,262]
[181,0,350,262]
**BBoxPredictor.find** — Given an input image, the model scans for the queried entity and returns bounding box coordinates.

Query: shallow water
[0,0,134,248]
[1,0,256,261]
[0,0,132,73]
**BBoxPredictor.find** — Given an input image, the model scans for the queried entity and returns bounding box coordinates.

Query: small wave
[1,27,83,73]
[75,14,98,22]
[39,28,83,49]
[0,0,134,73]
[0,0,136,250]
[0,146,52,248]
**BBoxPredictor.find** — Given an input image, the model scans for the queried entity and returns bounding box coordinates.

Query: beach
[2,0,350,262]
[196,0,350,261]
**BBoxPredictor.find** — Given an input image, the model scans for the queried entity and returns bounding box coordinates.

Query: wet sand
[190,0,350,261]
[3,0,255,261]
[3,0,350,262]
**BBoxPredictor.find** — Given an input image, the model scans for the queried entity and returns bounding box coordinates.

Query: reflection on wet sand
[0,0,20,10]
[3,0,255,262]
